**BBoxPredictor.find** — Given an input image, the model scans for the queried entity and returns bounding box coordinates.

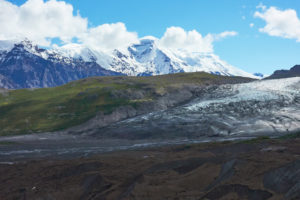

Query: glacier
[95,77,300,138]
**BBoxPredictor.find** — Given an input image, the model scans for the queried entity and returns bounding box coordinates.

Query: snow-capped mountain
[0,40,122,89]
[0,38,260,89]
[56,37,259,78]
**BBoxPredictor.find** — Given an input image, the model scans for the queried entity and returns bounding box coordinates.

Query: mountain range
[0,38,260,89]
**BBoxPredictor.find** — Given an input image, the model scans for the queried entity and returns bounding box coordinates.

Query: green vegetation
[0,72,251,136]
[240,131,300,144]
[278,131,300,139]
[241,136,271,144]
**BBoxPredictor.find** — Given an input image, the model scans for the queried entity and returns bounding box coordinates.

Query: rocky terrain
[0,135,299,200]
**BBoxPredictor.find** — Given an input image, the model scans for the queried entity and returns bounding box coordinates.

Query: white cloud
[0,0,88,46]
[254,6,300,42]
[80,23,139,52]
[0,0,237,53]
[250,23,254,28]
[0,0,138,50]
[159,27,237,53]
[159,27,214,52]
[214,31,238,41]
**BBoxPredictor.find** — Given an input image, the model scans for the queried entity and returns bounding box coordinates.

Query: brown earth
[0,138,299,200]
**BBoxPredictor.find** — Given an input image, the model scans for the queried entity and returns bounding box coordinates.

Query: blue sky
[5,0,300,74]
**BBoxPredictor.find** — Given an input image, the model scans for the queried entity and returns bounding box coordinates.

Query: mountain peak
[291,65,300,72]
[20,38,34,47]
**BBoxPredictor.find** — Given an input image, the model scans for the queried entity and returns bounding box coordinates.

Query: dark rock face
[263,160,300,199]
[0,42,123,89]
[266,65,300,79]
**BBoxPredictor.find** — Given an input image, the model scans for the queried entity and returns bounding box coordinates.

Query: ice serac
[0,40,123,89]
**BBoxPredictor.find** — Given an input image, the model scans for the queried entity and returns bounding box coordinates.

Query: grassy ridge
[0,72,251,136]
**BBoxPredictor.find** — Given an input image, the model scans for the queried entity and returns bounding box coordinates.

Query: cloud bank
[0,0,237,52]
[159,27,237,52]
[255,5,300,42]
[0,0,138,50]
[0,0,88,46]
[80,23,139,52]
[159,27,214,52]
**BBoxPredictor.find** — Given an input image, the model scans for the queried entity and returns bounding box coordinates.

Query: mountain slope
[266,65,300,79]
[0,72,252,136]
[0,40,123,89]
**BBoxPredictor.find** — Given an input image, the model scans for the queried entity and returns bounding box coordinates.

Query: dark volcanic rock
[266,65,300,79]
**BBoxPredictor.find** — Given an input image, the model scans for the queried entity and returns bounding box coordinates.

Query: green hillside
[0,72,252,136]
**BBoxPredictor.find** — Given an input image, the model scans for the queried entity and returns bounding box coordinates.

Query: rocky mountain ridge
[266,65,300,79]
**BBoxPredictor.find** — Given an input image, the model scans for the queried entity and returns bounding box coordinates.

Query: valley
[0,53,299,200]
[1,1,300,199]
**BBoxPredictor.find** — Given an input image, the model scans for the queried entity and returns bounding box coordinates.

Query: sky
[2,0,300,75]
